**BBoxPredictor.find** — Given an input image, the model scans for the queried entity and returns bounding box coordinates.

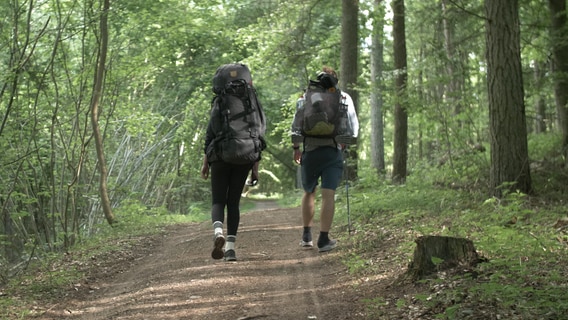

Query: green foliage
[527,132,567,202]
[362,297,388,318]
[396,298,407,309]
[114,199,208,228]
[343,252,374,274]
[1,3,568,318]
[528,132,562,159]
[0,206,203,320]
[336,144,568,318]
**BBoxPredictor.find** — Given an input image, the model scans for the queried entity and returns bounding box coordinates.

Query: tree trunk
[341,0,359,180]
[91,0,115,225]
[485,0,532,197]
[534,61,547,134]
[549,0,568,164]
[370,0,386,175]
[442,0,464,119]
[392,0,408,184]
[407,235,483,281]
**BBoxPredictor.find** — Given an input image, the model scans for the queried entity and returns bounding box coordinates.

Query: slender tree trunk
[549,0,568,163]
[341,0,359,180]
[392,0,408,184]
[485,0,532,196]
[441,0,463,118]
[417,67,424,161]
[534,61,547,134]
[91,0,115,225]
[370,0,385,174]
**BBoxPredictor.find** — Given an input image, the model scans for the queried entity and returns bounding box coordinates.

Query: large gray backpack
[208,64,266,165]
[292,73,355,144]
[301,78,344,138]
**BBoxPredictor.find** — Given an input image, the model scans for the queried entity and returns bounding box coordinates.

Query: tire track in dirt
[39,206,360,320]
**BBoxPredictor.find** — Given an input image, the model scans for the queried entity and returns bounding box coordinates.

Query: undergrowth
[0,194,290,319]
[335,132,568,319]
[0,202,206,320]
[1,133,566,319]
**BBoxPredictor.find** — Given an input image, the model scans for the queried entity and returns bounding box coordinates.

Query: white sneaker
[300,240,314,249]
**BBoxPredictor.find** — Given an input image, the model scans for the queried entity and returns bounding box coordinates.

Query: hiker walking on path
[291,66,359,252]
[201,63,266,261]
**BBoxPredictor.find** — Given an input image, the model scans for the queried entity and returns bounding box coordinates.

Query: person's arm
[345,94,359,138]
[291,96,305,164]
[246,161,259,186]
[293,144,301,164]
[200,155,209,180]
[202,115,215,180]
[203,118,215,154]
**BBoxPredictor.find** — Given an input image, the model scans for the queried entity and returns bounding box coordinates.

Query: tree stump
[406,235,484,281]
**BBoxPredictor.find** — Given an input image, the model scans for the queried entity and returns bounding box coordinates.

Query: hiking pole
[343,147,352,235]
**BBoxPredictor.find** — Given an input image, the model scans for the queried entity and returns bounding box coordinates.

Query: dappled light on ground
[39,207,361,320]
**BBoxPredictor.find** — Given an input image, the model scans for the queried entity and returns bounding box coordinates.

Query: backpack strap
[214,96,230,136]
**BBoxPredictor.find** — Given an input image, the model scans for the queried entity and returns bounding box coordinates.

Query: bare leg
[319,188,336,232]
[302,190,316,227]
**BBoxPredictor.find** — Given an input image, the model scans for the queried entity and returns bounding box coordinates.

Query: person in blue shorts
[291,66,359,252]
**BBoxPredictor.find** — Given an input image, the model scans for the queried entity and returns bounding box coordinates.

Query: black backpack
[208,64,266,165]
[298,73,350,139]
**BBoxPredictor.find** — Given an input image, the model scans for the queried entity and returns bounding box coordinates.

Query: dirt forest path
[40,202,362,320]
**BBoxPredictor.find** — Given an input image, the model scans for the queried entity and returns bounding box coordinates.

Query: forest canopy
[1,0,567,277]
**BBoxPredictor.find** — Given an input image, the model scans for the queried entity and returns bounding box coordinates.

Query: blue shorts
[301,146,343,192]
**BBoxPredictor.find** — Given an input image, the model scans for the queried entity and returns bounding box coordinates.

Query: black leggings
[210,161,253,236]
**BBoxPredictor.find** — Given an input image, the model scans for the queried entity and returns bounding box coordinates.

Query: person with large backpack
[201,63,266,261]
[290,66,359,252]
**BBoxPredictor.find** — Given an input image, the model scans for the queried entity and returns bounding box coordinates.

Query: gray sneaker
[318,239,337,252]
[211,235,225,260]
[224,249,237,261]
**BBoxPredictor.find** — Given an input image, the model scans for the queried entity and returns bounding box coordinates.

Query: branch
[447,0,488,22]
